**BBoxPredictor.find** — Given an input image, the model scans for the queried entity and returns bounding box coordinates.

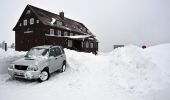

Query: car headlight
[9,64,15,69]
[27,65,38,71]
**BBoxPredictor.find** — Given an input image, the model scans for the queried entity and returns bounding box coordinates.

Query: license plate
[15,72,24,75]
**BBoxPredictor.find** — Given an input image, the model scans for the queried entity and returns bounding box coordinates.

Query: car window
[25,48,48,57]
[60,47,65,54]
[55,47,62,56]
[49,48,57,57]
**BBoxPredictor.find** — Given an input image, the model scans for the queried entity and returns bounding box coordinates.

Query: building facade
[13,5,98,54]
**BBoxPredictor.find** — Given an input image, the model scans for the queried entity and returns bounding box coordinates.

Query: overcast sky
[1,0,170,52]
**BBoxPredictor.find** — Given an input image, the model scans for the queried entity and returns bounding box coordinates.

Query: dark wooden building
[13,4,98,54]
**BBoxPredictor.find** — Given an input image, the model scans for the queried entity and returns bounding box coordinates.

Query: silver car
[8,45,67,82]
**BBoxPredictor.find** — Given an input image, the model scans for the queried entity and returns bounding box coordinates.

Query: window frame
[70,33,73,36]
[23,19,27,26]
[90,42,94,48]
[68,40,72,47]
[30,18,34,25]
[64,31,68,36]
[19,23,22,26]
[81,42,84,48]
[58,30,61,36]
[57,21,62,26]
[50,29,54,36]
[86,41,89,48]
[36,20,39,23]
[26,10,31,14]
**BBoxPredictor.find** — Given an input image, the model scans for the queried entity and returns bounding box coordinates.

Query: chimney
[59,11,64,19]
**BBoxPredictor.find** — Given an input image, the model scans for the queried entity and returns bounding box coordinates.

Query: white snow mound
[0,44,170,100]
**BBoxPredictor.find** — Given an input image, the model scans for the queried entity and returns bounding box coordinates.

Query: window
[64,31,68,36]
[49,48,57,57]
[68,40,72,47]
[83,28,86,32]
[23,19,27,26]
[81,42,84,48]
[58,30,61,36]
[50,29,54,36]
[30,18,34,25]
[90,43,94,48]
[26,10,31,14]
[37,20,39,23]
[86,41,89,48]
[60,47,65,54]
[19,23,22,26]
[57,21,62,26]
[55,47,62,56]
[70,33,73,36]
[25,48,48,57]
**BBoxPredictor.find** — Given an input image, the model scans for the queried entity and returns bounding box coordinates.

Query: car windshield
[25,48,49,58]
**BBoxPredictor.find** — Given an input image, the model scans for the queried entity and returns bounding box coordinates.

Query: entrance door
[74,40,82,51]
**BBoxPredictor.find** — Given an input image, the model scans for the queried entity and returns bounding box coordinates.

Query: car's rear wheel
[61,62,66,72]
[38,70,49,82]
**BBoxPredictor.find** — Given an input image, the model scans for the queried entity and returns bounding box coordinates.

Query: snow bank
[145,43,170,82]
[0,49,25,74]
[0,44,170,100]
[108,45,170,100]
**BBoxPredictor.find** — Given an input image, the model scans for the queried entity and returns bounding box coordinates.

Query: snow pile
[0,44,170,100]
[0,49,25,74]
[51,18,56,25]
[145,43,170,83]
[108,45,169,100]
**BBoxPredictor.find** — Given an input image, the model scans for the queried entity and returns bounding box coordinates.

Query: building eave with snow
[13,4,98,54]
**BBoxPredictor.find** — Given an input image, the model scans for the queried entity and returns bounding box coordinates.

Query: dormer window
[50,29,54,36]
[23,19,27,26]
[36,20,39,23]
[57,21,62,26]
[26,10,31,14]
[87,30,91,33]
[30,18,34,25]
[83,28,86,32]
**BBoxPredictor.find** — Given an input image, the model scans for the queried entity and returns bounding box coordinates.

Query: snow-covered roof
[66,35,91,39]
[17,5,96,37]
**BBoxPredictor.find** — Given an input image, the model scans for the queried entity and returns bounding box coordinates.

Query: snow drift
[0,49,25,74]
[0,44,170,100]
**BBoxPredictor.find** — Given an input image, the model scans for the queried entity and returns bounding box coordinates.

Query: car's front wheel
[38,70,49,82]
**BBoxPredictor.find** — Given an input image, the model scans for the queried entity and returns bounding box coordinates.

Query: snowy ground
[0,44,170,100]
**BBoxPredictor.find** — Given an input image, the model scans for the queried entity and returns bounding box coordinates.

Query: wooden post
[5,43,7,51]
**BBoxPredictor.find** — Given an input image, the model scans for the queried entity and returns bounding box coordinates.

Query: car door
[54,47,64,70]
[48,48,58,73]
